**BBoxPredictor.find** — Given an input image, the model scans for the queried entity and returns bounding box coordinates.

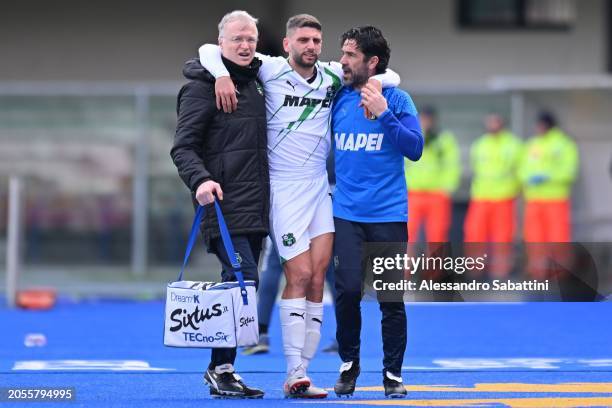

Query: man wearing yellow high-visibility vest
[404,106,460,243]
[519,111,579,243]
[465,114,523,243]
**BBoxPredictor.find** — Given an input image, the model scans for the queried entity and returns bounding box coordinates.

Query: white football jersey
[257,55,342,180]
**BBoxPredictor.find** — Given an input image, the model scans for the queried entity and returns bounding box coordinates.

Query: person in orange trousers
[404,106,460,244]
[519,111,578,278]
[464,114,523,277]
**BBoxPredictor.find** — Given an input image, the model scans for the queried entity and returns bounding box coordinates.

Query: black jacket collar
[222,56,261,84]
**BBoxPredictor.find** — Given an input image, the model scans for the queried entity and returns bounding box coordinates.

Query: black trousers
[208,234,263,370]
[333,217,407,376]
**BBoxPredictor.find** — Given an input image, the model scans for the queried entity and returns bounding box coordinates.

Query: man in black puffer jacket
[170,10,267,399]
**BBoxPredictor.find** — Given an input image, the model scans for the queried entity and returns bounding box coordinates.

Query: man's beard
[343,66,369,87]
[291,50,318,68]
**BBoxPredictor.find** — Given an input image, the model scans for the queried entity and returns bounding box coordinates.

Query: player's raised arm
[199,44,276,77]
[371,67,400,88]
[198,44,236,113]
[327,60,400,87]
[198,44,231,78]
[199,44,281,112]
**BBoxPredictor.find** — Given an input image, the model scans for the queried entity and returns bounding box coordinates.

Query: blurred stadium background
[1,0,612,298]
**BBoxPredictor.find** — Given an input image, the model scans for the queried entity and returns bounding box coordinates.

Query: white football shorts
[269,173,334,262]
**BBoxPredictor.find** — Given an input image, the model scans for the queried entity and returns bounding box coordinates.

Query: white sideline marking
[13,360,173,371]
[403,358,612,370]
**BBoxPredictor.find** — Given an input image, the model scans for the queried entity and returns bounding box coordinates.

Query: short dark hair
[420,106,437,117]
[537,110,557,128]
[286,14,322,36]
[340,26,390,74]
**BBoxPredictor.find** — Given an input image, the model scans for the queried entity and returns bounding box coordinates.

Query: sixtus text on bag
[169,303,229,332]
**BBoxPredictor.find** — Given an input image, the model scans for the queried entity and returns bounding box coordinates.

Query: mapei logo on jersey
[335,133,384,151]
[282,233,296,247]
[283,95,332,108]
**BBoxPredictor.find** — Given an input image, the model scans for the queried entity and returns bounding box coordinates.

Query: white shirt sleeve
[323,61,401,87]
[198,44,230,78]
[372,68,401,88]
[198,44,287,83]
[325,61,345,80]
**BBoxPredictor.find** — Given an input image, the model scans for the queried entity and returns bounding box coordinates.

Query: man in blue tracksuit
[331,26,423,398]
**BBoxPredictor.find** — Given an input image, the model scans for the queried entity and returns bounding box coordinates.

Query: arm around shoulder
[198,44,230,78]
[371,68,400,88]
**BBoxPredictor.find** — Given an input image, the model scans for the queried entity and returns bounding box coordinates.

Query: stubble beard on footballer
[292,50,318,68]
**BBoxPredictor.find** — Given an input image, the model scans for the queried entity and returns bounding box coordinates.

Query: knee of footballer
[287,270,312,291]
[309,273,326,291]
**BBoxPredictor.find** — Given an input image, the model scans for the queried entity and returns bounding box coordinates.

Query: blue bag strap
[177,202,249,306]
[214,201,249,306]
[178,205,204,282]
